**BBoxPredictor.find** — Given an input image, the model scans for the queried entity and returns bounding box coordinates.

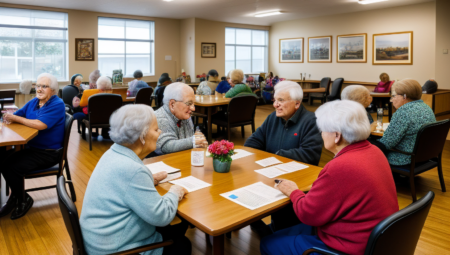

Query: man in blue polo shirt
[0,73,65,220]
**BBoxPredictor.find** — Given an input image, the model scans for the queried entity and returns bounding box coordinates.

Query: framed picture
[373,31,413,65]
[308,36,332,63]
[279,38,303,63]
[337,33,367,63]
[75,38,95,61]
[201,42,216,58]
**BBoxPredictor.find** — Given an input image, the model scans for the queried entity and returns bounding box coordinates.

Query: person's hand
[72,97,80,108]
[2,113,15,124]
[169,185,189,201]
[274,179,299,197]
[153,171,168,185]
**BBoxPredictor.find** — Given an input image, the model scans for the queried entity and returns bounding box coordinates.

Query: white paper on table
[255,157,283,167]
[275,161,309,173]
[254,166,288,178]
[146,161,180,174]
[383,123,390,131]
[231,149,254,160]
[169,176,211,192]
[159,172,182,183]
[221,182,287,210]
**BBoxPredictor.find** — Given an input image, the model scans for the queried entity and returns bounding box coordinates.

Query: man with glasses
[244,80,323,236]
[154,82,207,156]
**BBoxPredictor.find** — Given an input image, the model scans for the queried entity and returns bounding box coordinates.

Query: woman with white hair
[80,104,191,255]
[225,69,256,98]
[154,82,207,155]
[260,100,398,255]
[0,73,66,220]
[341,85,377,131]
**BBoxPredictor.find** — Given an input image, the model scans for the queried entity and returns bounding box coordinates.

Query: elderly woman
[225,69,256,98]
[80,104,191,255]
[260,100,399,255]
[154,82,207,155]
[0,73,65,220]
[89,69,101,89]
[373,79,435,166]
[71,73,84,93]
[127,70,150,97]
[216,74,232,94]
[341,85,377,131]
[374,72,394,93]
[196,69,220,95]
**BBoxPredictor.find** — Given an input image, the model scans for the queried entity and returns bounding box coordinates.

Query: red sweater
[290,140,398,254]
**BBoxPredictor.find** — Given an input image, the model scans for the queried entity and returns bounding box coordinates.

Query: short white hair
[163,82,193,105]
[315,100,370,144]
[97,76,112,90]
[74,75,83,82]
[109,104,155,145]
[274,81,303,101]
[37,73,58,92]
[341,85,370,105]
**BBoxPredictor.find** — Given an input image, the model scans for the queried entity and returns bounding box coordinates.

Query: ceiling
[1,0,433,26]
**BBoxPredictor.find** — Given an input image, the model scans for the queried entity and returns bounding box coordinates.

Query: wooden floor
[1,103,450,255]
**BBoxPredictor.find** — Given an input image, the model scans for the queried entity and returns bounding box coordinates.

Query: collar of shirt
[280,104,304,128]
[34,95,57,110]
[110,143,144,165]
[163,104,184,128]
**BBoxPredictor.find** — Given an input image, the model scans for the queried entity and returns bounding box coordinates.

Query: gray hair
[341,85,370,105]
[163,82,193,105]
[36,73,58,92]
[274,81,303,102]
[230,69,244,84]
[97,76,112,90]
[109,104,155,145]
[74,75,83,82]
[315,100,370,144]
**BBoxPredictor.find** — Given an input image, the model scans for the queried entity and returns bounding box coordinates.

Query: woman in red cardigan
[260,100,399,255]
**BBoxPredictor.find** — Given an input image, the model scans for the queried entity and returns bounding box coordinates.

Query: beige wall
[180,18,196,78]
[269,2,436,85]
[435,0,450,89]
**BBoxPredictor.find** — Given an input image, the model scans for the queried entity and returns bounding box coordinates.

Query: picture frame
[373,31,413,65]
[337,33,367,63]
[279,38,303,63]
[75,38,95,61]
[308,36,332,63]
[201,42,216,58]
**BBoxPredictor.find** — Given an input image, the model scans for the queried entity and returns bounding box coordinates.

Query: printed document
[146,161,180,174]
[159,172,182,183]
[275,161,309,173]
[255,167,288,178]
[169,176,211,192]
[255,161,309,178]
[221,182,287,210]
[231,149,254,160]
[255,157,283,167]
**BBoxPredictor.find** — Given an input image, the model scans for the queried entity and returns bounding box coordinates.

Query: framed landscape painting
[75,38,94,61]
[308,36,332,63]
[279,38,303,63]
[373,31,413,65]
[337,33,367,63]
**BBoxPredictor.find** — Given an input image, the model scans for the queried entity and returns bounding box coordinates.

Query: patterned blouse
[380,100,435,165]
[196,81,219,95]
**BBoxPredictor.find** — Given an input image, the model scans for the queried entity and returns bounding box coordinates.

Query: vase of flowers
[208,140,234,173]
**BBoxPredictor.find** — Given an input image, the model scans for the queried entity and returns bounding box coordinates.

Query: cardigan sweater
[290,141,399,255]
[225,84,256,98]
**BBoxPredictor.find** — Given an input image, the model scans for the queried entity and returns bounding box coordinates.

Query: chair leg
[64,158,77,202]
[89,126,93,151]
[241,126,245,138]
[409,174,417,202]
[227,124,231,140]
[437,158,446,192]
[251,121,255,133]
[309,97,313,106]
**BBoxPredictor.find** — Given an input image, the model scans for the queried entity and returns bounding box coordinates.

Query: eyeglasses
[176,100,195,108]
[36,84,50,89]
[390,94,404,99]
[272,98,291,105]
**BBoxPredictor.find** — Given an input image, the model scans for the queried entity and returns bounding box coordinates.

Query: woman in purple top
[374,73,394,93]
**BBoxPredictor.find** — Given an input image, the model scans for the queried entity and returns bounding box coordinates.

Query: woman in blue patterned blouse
[374,79,435,166]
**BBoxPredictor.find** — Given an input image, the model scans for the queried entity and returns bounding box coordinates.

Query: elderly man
[0,73,65,220]
[154,82,207,155]
[245,80,323,236]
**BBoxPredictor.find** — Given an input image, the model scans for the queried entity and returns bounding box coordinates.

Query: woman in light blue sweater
[80,104,191,255]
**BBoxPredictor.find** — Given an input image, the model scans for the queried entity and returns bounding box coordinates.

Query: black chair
[0,89,16,110]
[390,119,449,201]
[154,86,166,109]
[83,94,123,151]
[134,87,154,107]
[23,113,76,202]
[303,191,435,255]
[309,77,331,105]
[211,95,258,140]
[327,78,344,102]
[56,176,173,255]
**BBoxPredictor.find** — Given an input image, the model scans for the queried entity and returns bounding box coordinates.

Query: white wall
[435,0,450,89]
[180,18,196,79]
[269,2,436,85]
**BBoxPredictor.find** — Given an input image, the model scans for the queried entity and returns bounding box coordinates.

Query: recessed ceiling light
[163,0,173,2]
[358,0,388,4]
[255,11,282,17]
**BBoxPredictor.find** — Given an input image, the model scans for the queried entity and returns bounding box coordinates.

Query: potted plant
[208,140,234,173]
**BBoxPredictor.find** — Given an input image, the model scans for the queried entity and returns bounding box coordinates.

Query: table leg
[207,107,212,143]
[388,101,393,121]
[213,234,224,255]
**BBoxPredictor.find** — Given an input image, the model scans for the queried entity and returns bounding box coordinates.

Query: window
[98,17,154,77]
[0,7,68,83]
[225,28,268,75]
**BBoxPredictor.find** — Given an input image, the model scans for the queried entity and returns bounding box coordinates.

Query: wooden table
[124,97,135,103]
[145,146,322,255]
[194,95,231,143]
[302,87,326,93]
[371,130,384,137]
[370,92,393,121]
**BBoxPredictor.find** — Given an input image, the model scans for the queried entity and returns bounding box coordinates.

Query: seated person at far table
[215,74,232,95]
[261,100,399,255]
[374,72,394,93]
[153,73,173,96]
[196,69,220,95]
[341,85,377,131]
[127,69,150,97]
[0,73,65,220]
[80,104,191,255]
[225,69,257,98]
[154,82,207,155]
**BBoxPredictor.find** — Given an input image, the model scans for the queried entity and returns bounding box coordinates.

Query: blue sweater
[80,144,179,255]
[215,80,231,94]
[244,105,323,165]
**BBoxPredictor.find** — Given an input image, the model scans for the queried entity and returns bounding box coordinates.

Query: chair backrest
[155,86,167,107]
[135,87,154,107]
[62,85,80,106]
[59,113,74,171]
[0,90,16,103]
[328,78,344,100]
[413,119,450,163]
[112,88,128,101]
[227,95,258,124]
[57,176,86,255]
[87,94,123,125]
[319,77,331,89]
[364,191,434,255]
